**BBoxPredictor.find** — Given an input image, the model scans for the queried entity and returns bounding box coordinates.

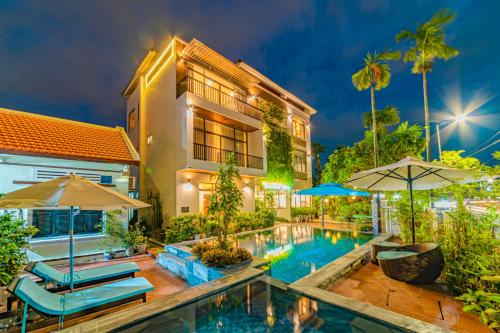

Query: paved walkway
[329,261,491,333]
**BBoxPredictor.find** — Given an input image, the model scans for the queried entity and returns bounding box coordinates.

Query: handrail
[193,143,263,170]
[177,76,264,121]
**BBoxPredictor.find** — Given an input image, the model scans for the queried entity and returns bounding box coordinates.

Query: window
[256,190,287,209]
[292,116,305,140]
[32,209,103,238]
[292,193,312,207]
[193,116,248,165]
[127,109,136,132]
[294,149,307,173]
[100,175,112,184]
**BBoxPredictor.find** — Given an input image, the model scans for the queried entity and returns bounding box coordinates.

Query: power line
[467,139,499,157]
[466,130,500,157]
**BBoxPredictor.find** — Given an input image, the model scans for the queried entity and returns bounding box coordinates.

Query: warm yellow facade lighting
[146,38,176,87]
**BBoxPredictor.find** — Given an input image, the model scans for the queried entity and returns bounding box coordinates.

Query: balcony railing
[177,76,264,121]
[193,143,263,170]
[294,171,308,180]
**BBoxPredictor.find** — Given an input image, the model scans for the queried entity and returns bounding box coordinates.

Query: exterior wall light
[183,178,193,191]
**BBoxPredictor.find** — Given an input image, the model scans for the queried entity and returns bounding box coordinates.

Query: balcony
[294,171,308,180]
[177,76,263,121]
[193,143,263,170]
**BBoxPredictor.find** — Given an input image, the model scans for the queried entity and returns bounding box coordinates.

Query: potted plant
[98,212,126,259]
[121,223,146,256]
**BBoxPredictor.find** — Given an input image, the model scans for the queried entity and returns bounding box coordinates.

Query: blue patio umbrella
[296,183,370,230]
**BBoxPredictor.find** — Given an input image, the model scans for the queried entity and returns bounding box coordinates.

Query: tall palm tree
[312,142,326,185]
[352,50,401,168]
[396,9,459,161]
[362,105,400,135]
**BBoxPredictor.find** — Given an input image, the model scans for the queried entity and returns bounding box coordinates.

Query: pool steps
[157,245,223,286]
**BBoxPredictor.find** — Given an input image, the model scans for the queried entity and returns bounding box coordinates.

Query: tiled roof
[0,108,139,164]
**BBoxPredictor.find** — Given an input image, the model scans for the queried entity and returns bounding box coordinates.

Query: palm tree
[312,143,326,185]
[396,9,459,161]
[352,50,401,168]
[362,105,400,135]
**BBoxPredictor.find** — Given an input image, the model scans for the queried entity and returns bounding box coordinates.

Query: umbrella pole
[321,195,325,232]
[408,166,416,244]
[69,206,74,291]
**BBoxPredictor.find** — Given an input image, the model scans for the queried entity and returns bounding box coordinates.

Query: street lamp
[434,113,468,162]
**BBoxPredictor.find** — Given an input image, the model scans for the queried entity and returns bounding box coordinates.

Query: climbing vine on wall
[260,100,294,188]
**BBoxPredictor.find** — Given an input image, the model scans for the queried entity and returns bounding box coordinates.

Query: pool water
[235,225,372,284]
[114,278,409,333]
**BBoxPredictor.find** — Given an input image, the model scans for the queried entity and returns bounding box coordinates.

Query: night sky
[0,1,499,164]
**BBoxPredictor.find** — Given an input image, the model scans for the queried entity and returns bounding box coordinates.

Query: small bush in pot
[234,247,252,262]
[191,242,214,259]
[201,248,237,268]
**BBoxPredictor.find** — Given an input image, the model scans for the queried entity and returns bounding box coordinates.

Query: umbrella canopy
[0,174,149,290]
[346,156,479,243]
[345,156,477,191]
[0,174,149,210]
[296,183,370,231]
[296,182,370,196]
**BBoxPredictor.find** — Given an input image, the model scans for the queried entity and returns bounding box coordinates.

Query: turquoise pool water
[114,278,409,333]
[235,225,372,284]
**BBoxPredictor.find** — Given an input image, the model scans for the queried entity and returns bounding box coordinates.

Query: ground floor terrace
[2,224,491,333]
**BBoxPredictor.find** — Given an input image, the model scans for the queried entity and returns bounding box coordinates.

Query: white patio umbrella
[0,174,149,290]
[346,156,479,244]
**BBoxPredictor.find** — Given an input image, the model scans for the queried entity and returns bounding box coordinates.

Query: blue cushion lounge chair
[25,261,140,290]
[8,276,154,332]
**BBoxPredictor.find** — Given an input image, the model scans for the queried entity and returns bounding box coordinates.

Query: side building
[122,37,316,221]
[0,107,139,260]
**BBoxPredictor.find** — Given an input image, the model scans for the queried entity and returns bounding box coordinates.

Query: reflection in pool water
[234,225,372,284]
[114,278,409,333]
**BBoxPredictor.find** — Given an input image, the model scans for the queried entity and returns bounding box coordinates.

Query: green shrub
[339,201,371,223]
[234,247,252,262]
[164,215,202,244]
[194,242,252,268]
[201,219,219,237]
[456,287,500,330]
[291,207,316,218]
[201,248,237,268]
[436,206,499,295]
[191,241,214,259]
[0,214,38,286]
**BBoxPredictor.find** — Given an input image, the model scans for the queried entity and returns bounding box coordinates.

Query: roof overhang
[181,39,260,87]
[237,61,317,115]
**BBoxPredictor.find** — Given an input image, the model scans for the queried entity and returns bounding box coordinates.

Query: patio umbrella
[296,183,370,230]
[346,156,478,244]
[0,174,149,290]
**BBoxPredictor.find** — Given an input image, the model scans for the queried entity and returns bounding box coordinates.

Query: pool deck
[329,260,491,333]
[9,254,190,333]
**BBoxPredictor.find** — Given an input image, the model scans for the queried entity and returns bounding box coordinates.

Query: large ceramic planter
[136,244,147,254]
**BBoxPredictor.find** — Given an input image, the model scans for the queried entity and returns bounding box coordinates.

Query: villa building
[0,107,139,260]
[122,37,317,221]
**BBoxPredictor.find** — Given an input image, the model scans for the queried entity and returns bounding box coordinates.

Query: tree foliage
[362,105,400,134]
[396,9,459,74]
[322,121,425,184]
[312,142,326,185]
[352,50,402,91]
[209,153,244,248]
[0,214,38,286]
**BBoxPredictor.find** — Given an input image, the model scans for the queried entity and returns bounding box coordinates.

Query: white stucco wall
[0,154,131,260]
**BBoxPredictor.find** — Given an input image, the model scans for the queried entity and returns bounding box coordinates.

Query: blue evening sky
[0,1,498,163]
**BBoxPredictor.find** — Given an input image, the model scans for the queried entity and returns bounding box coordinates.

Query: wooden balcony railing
[193,143,264,170]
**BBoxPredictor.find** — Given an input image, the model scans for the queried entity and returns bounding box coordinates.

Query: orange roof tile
[0,108,139,164]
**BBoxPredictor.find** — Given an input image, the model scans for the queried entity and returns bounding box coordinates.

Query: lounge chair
[25,261,140,290]
[377,243,444,284]
[8,276,153,332]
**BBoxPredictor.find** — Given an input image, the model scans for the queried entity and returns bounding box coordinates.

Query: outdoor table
[370,241,400,265]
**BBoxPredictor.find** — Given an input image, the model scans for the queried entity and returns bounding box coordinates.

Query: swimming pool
[113,278,409,333]
[235,225,372,283]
